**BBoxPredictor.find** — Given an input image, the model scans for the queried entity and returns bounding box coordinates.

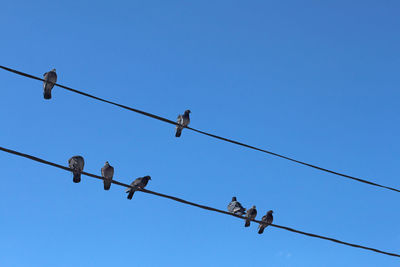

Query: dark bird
[245,205,257,227]
[126,176,151,199]
[43,69,57,99]
[227,196,246,216]
[175,110,191,137]
[101,161,114,190]
[68,156,85,183]
[258,210,273,234]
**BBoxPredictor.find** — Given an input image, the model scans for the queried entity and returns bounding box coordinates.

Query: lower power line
[0,145,398,258]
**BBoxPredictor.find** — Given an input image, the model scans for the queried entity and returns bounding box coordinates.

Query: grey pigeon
[101,161,114,190]
[258,210,273,234]
[175,109,191,137]
[43,69,57,99]
[68,155,85,183]
[227,196,246,216]
[126,176,151,200]
[245,205,257,227]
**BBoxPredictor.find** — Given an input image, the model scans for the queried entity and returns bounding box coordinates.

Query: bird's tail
[73,172,81,183]
[245,219,250,227]
[258,226,265,234]
[127,190,135,200]
[175,127,182,137]
[104,180,111,190]
[43,90,52,100]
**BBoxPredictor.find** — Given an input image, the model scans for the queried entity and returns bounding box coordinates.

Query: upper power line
[1,65,399,193]
[0,145,399,258]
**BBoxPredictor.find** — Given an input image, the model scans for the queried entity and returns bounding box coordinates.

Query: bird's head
[51,68,56,72]
[185,109,191,114]
[268,210,273,214]
[144,175,151,181]
[105,161,110,166]
[232,196,237,201]
[252,205,256,209]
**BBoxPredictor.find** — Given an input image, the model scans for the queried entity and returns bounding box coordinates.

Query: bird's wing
[246,209,251,217]
[78,157,84,169]
[109,166,114,177]
[183,114,190,126]
[47,71,57,82]
[236,202,245,210]
[176,115,183,124]
[227,202,234,212]
[132,178,142,186]
[68,157,74,167]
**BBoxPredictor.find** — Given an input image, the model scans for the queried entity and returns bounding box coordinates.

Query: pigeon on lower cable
[101,161,114,190]
[258,210,273,234]
[68,156,85,183]
[43,69,57,99]
[245,205,257,227]
[175,109,191,137]
[227,196,246,216]
[126,176,151,199]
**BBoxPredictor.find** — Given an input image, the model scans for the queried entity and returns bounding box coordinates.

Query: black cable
[0,145,399,258]
[1,65,399,194]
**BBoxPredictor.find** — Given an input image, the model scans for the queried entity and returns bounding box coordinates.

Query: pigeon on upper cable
[126,176,151,199]
[245,205,257,227]
[227,196,246,216]
[68,156,85,183]
[101,161,114,190]
[258,210,273,234]
[175,110,191,137]
[43,69,57,99]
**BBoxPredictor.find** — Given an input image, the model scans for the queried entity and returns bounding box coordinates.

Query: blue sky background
[1,1,400,266]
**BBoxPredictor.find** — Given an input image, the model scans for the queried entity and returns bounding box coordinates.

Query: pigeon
[101,161,114,190]
[175,109,191,137]
[126,176,151,200]
[258,210,273,234]
[227,196,246,216]
[43,69,57,99]
[68,156,85,183]
[245,205,257,227]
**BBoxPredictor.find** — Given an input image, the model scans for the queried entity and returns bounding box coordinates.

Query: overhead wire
[1,65,399,193]
[0,145,399,258]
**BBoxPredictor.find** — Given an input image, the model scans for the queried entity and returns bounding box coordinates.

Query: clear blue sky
[1,1,400,266]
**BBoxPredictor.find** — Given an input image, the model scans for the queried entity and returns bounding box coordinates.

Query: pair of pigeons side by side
[68,156,151,198]
[68,156,114,190]
[227,196,274,234]
[99,161,152,196]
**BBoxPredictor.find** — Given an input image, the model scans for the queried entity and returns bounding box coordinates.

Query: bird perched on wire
[101,161,114,190]
[43,69,57,99]
[258,210,273,234]
[175,110,191,137]
[245,205,257,227]
[227,196,246,216]
[126,176,151,199]
[68,156,85,183]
